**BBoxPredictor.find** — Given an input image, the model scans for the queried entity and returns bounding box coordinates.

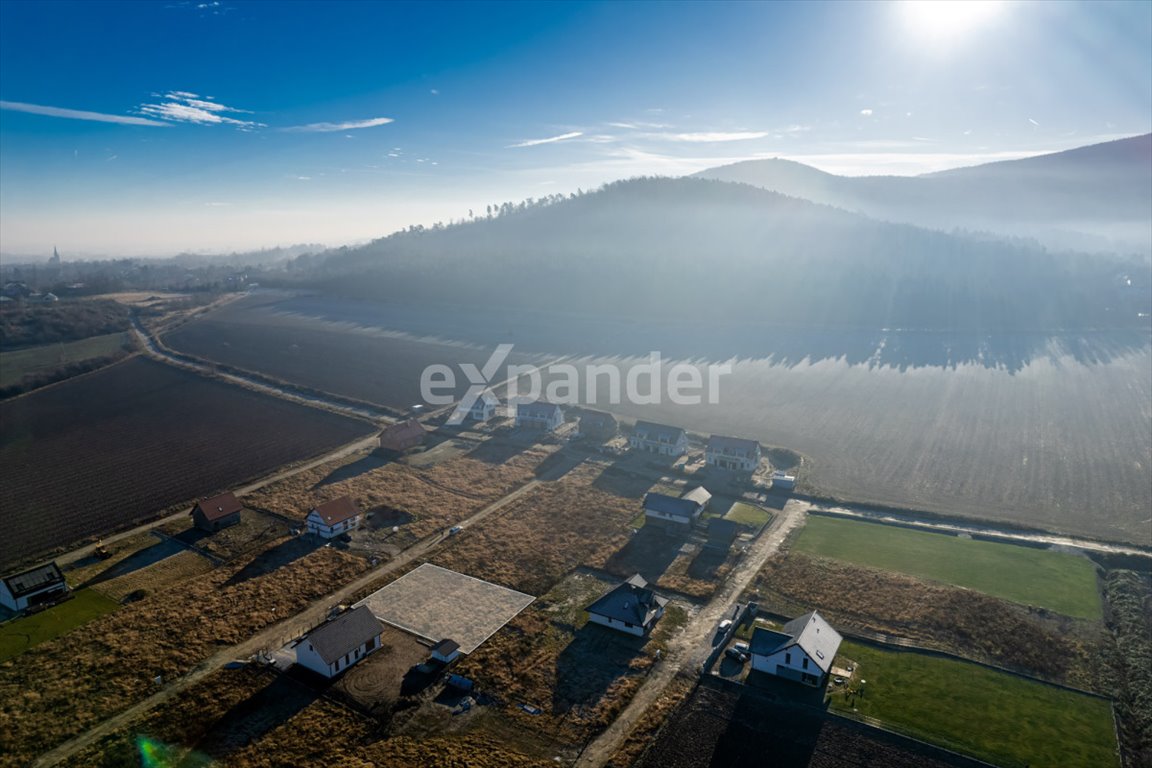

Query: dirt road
[572,499,806,768]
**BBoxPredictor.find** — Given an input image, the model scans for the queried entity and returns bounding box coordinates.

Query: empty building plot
[355,563,535,654]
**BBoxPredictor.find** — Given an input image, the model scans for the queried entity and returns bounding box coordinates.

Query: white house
[306,495,362,539]
[469,391,500,422]
[585,574,668,636]
[0,561,69,612]
[629,421,688,456]
[642,486,711,532]
[515,401,564,431]
[294,605,384,678]
[706,435,762,473]
[750,611,842,688]
[430,638,461,664]
[771,471,796,490]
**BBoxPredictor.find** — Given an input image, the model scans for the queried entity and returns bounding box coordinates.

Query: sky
[1,0,1149,257]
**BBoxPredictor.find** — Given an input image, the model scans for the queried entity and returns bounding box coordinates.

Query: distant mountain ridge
[694,134,1152,253]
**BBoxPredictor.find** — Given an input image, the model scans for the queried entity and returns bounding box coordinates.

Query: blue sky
[1,0,1149,257]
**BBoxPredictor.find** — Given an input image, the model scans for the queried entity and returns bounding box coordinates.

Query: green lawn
[793,516,1102,619]
[723,502,772,528]
[0,589,119,661]
[0,332,130,387]
[831,641,1118,768]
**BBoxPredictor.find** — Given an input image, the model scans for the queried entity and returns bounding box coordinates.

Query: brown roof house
[192,492,243,532]
[378,418,426,453]
[306,496,362,539]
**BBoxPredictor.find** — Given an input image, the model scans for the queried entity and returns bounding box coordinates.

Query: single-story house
[306,495,362,539]
[585,573,668,636]
[0,561,69,612]
[771,471,797,490]
[706,435,762,473]
[378,418,426,453]
[469,391,500,422]
[642,485,711,532]
[578,409,618,440]
[705,517,741,551]
[629,421,688,456]
[430,638,461,664]
[191,491,243,532]
[294,605,384,678]
[750,610,842,688]
[515,401,565,431]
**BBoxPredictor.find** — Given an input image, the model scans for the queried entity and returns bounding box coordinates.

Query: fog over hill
[309,175,1150,338]
[695,134,1152,254]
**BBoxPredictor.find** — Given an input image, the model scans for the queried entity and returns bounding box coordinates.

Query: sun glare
[899,0,1003,44]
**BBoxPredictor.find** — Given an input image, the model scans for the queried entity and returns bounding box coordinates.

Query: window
[625,622,633,628]
[802,657,809,669]
[785,653,791,664]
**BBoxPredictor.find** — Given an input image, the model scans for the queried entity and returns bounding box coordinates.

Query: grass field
[723,502,771,527]
[0,589,119,661]
[793,516,1102,619]
[830,640,1118,768]
[0,332,131,388]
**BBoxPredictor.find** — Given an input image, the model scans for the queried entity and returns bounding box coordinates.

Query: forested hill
[311,177,1150,333]
[695,133,1152,253]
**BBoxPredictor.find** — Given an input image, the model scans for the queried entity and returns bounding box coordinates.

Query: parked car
[717,619,733,632]
[725,648,749,663]
[733,641,749,654]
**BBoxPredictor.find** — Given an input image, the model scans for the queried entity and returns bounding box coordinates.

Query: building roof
[311,495,361,526]
[2,562,66,598]
[379,418,425,448]
[750,611,842,673]
[585,574,668,627]
[471,391,500,409]
[517,401,563,419]
[305,605,383,665]
[580,409,618,429]
[643,492,700,520]
[431,638,460,656]
[707,434,761,456]
[194,492,243,522]
[706,517,741,542]
[633,420,685,442]
[749,627,792,655]
[679,486,712,507]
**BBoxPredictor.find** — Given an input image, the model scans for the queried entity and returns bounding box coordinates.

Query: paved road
[573,499,806,768]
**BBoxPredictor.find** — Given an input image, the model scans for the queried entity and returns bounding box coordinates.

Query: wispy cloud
[507,131,583,148]
[860,108,874,116]
[650,130,770,143]
[138,92,263,129]
[282,116,394,133]
[0,100,169,126]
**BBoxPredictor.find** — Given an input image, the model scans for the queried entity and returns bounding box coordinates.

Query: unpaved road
[573,500,806,768]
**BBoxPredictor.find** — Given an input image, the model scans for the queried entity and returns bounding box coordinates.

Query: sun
[898,0,1004,44]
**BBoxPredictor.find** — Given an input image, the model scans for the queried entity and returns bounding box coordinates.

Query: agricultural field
[828,640,1119,768]
[0,589,119,662]
[791,515,1103,619]
[0,356,374,568]
[0,331,131,388]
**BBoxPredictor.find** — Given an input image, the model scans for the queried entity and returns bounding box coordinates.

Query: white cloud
[0,100,169,126]
[507,131,583,148]
[860,108,874,116]
[652,131,770,143]
[138,92,263,129]
[283,116,394,133]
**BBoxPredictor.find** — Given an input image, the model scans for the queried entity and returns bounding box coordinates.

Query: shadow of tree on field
[222,536,322,587]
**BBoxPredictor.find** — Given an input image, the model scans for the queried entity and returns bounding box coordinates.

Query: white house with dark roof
[750,610,842,688]
[295,605,384,678]
[0,561,69,612]
[469,391,500,422]
[585,574,668,636]
[706,435,762,473]
[515,401,564,431]
[306,495,362,539]
[629,421,688,456]
[642,486,711,532]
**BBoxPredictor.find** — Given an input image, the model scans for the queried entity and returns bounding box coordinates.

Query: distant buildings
[750,611,842,688]
[191,492,243,532]
[378,418,426,453]
[578,409,618,440]
[0,562,69,612]
[706,435,762,473]
[515,401,565,431]
[294,605,384,678]
[468,391,500,422]
[629,421,688,456]
[643,486,711,533]
[307,496,362,539]
[585,574,668,636]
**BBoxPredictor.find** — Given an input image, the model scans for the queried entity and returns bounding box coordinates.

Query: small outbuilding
[0,561,69,612]
[306,495,362,539]
[578,409,619,440]
[705,517,741,551]
[295,605,384,678]
[585,573,668,636]
[430,638,461,664]
[750,610,842,688]
[378,418,426,453]
[515,401,565,432]
[191,492,243,532]
[771,471,797,490]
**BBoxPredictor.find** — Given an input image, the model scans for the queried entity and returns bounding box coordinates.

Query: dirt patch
[329,626,430,715]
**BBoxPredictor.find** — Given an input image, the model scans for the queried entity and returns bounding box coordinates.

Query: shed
[430,638,461,664]
[191,491,243,532]
[705,517,741,551]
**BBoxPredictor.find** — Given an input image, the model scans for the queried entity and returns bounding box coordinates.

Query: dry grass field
[0,356,374,568]
[0,541,365,768]
[93,550,215,602]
